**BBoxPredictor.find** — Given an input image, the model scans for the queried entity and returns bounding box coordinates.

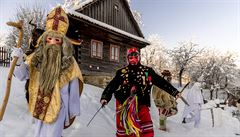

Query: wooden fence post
[0,47,10,67]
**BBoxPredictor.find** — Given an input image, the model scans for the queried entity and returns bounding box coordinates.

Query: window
[110,44,120,62]
[91,39,103,59]
[114,4,119,11]
[114,3,119,26]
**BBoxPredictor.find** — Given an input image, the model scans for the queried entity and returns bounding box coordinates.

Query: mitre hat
[46,6,69,35]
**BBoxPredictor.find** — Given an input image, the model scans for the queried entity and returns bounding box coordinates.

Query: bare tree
[168,41,203,86]
[141,34,169,74]
[0,34,5,47]
[202,51,237,99]
[189,49,238,99]
[187,49,213,83]
[5,5,46,51]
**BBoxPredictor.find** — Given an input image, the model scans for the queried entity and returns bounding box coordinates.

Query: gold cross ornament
[46,6,69,35]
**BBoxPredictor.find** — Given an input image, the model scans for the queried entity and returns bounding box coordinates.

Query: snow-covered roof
[65,9,150,44]
[63,0,94,11]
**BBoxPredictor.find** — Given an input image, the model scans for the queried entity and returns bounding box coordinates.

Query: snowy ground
[0,66,240,137]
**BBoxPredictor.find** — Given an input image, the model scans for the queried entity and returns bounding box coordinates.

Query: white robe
[182,82,204,128]
[14,62,81,137]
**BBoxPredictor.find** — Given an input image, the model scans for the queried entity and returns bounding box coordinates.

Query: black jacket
[101,63,179,107]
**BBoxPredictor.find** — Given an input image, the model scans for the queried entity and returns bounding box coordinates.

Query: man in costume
[100,47,181,137]
[152,70,178,131]
[12,6,84,137]
[182,82,203,128]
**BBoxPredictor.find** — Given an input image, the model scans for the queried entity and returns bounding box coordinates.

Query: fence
[0,47,10,67]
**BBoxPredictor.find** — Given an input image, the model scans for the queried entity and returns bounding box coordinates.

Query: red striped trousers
[116,100,154,137]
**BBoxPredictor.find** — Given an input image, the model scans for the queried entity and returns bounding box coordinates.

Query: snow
[65,9,150,45]
[0,66,240,137]
[63,0,94,11]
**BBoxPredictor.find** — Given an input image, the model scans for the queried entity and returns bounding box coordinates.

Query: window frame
[91,39,103,59]
[110,44,120,62]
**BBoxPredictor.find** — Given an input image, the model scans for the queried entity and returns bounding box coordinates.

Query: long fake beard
[38,44,61,95]
[31,31,74,95]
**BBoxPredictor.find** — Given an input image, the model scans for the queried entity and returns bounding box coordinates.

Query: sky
[130,0,240,52]
[0,0,63,35]
[0,0,239,53]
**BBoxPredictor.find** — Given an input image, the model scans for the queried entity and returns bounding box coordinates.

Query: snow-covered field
[0,66,240,137]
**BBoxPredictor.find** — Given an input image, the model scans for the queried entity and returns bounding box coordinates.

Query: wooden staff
[0,20,23,121]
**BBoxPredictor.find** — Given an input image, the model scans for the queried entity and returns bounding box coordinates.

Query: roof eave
[66,9,150,46]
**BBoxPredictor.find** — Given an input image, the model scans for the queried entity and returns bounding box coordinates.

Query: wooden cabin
[66,0,149,87]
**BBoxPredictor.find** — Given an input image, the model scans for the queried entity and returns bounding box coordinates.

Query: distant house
[65,0,149,87]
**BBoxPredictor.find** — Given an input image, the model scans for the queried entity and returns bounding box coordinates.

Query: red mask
[128,55,139,65]
[127,48,140,65]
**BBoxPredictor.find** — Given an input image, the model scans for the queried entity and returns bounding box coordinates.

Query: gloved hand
[100,99,108,106]
[11,47,24,65]
[175,92,182,99]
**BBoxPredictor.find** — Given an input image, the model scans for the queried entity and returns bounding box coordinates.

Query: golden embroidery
[27,55,84,124]
[33,90,52,121]
[39,114,44,120]
[44,97,50,103]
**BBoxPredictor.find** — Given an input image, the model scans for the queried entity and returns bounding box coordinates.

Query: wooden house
[65,0,150,87]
